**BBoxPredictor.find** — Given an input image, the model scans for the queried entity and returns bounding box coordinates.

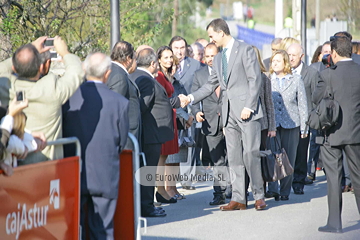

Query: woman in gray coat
[267,50,308,201]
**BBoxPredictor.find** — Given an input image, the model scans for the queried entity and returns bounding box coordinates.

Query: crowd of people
[0,18,360,239]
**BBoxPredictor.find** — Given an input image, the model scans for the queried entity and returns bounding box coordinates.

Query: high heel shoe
[156,192,177,203]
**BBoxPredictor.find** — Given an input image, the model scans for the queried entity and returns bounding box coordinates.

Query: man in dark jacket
[313,36,360,233]
[63,52,129,239]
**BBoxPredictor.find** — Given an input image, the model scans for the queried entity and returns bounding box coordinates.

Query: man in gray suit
[191,43,229,205]
[107,41,141,150]
[185,18,266,211]
[313,36,360,233]
[287,43,321,194]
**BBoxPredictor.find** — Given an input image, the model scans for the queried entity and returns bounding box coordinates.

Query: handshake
[178,94,191,108]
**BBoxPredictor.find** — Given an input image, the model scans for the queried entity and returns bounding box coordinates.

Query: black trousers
[201,137,213,167]
[320,142,360,229]
[140,143,161,215]
[292,134,310,190]
[206,129,227,196]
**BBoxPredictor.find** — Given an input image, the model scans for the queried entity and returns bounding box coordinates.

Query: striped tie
[222,48,228,84]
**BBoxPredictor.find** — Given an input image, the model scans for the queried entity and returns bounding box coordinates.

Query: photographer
[312,36,360,233]
[0,36,84,164]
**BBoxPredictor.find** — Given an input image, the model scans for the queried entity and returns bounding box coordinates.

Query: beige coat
[0,54,84,163]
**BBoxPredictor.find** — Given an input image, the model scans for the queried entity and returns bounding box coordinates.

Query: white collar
[293,62,303,74]
[339,58,352,62]
[137,67,154,78]
[208,66,212,75]
[224,37,235,51]
[223,38,235,61]
[112,61,129,75]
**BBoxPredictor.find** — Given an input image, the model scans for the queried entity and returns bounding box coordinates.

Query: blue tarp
[236,25,274,50]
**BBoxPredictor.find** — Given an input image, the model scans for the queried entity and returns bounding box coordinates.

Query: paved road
[140,171,359,240]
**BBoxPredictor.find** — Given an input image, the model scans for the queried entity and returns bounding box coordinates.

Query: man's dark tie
[222,48,228,84]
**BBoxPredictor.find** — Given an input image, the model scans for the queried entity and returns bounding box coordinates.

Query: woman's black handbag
[260,137,294,182]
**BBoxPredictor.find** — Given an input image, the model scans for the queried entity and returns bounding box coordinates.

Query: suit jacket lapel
[129,77,140,97]
[226,40,239,84]
[202,67,218,102]
[181,57,191,77]
[300,64,309,84]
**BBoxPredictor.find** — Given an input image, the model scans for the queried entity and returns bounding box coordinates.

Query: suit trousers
[201,137,213,167]
[341,152,351,187]
[320,143,360,229]
[206,129,228,197]
[292,134,310,190]
[80,195,117,240]
[268,127,299,196]
[225,110,263,204]
[141,143,161,215]
[180,125,197,187]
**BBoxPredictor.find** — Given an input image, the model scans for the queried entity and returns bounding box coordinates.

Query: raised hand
[8,98,28,117]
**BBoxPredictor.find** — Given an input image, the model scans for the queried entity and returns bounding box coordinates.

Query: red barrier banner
[0,157,80,240]
[114,150,135,240]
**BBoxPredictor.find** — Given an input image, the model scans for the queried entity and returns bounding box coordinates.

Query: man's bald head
[136,45,154,53]
[12,44,42,79]
[83,52,111,82]
[204,43,219,67]
[287,43,304,69]
[196,38,209,48]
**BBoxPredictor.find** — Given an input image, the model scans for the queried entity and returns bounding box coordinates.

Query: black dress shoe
[265,191,280,201]
[318,225,343,233]
[293,187,304,195]
[304,178,314,185]
[142,209,167,217]
[154,207,165,213]
[209,196,225,205]
[280,195,289,201]
[156,192,177,204]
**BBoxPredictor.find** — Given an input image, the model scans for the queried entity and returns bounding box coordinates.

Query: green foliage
[0,0,210,60]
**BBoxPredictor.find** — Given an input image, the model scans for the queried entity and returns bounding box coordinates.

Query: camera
[50,51,61,61]
[44,38,54,47]
[16,91,25,102]
[321,54,334,68]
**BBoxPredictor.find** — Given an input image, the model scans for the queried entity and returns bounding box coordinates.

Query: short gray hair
[40,51,51,63]
[136,48,157,68]
[83,52,111,79]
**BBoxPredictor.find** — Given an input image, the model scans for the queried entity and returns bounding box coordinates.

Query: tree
[0,0,208,60]
[339,0,360,33]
